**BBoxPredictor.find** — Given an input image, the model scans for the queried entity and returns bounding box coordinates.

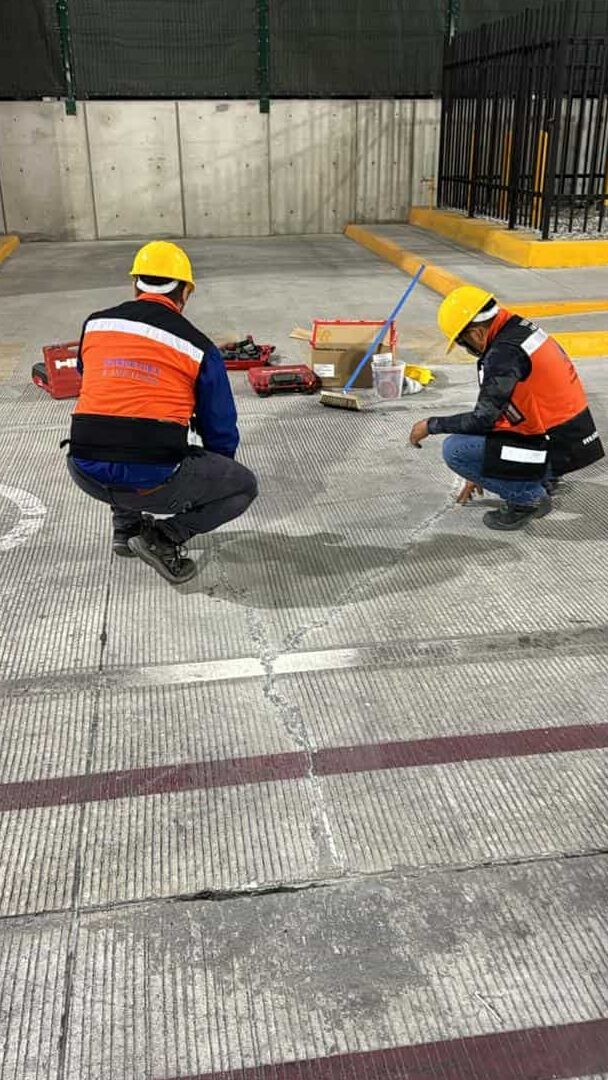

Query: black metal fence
[2,0,554,104]
[438,0,608,236]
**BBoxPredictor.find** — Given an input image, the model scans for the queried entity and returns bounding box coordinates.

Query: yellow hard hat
[130,241,195,288]
[438,285,496,352]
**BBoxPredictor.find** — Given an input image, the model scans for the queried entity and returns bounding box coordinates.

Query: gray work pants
[67,448,257,543]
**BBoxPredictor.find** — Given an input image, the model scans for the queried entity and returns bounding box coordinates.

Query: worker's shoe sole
[113,535,137,557]
[483,495,552,532]
[128,531,197,584]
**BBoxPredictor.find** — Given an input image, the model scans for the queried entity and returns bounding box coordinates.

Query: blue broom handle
[342,264,426,394]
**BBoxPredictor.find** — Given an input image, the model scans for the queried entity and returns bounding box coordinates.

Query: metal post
[56,0,76,115]
[467,26,487,219]
[506,10,529,229]
[540,0,575,239]
[446,0,460,40]
[257,0,270,114]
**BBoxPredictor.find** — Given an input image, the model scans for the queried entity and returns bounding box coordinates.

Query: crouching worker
[63,241,257,583]
[409,286,604,531]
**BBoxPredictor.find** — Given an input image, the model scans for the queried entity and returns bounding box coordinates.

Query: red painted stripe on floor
[159,1017,608,1080]
[2,722,608,813]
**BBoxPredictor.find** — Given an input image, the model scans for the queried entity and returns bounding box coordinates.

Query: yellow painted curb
[344,224,468,296]
[553,332,608,358]
[0,235,20,266]
[409,207,608,268]
[512,299,608,317]
[344,224,608,359]
[345,224,608,320]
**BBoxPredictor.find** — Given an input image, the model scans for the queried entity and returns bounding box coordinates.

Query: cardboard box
[290,320,397,389]
[310,344,394,389]
[311,320,397,350]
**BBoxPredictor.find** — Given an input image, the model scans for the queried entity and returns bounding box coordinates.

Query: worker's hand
[456,481,484,505]
[409,420,430,448]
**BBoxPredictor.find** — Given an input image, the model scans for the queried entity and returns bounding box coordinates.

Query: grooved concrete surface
[0,236,607,1079]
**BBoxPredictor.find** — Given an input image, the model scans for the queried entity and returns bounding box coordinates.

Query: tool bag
[220,336,275,370]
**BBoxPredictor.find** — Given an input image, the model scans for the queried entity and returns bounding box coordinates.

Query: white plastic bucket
[371,358,404,399]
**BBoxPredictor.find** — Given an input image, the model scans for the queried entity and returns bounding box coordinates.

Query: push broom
[320,263,425,411]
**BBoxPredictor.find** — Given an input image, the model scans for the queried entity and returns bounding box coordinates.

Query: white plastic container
[371,351,394,368]
[371,357,404,399]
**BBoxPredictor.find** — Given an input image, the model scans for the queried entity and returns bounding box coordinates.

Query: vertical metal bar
[589,16,608,232]
[537,2,563,236]
[599,0,608,231]
[554,0,579,232]
[56,0,76,115]
[437,32,451,208]
[507,10,529,229]
[467,25,487,218]
[257,0,270,114]
[568,4,592,230]
[446,0,460,40]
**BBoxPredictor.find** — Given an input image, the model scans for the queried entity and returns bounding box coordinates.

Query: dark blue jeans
[443,435,546,506]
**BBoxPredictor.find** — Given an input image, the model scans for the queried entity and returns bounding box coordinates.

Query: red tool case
[32,341,82,399]
[248,365,321,396]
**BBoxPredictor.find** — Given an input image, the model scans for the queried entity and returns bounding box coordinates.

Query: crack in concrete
[55,572,112,1080]
[280,488,459,655]
[1,847,607,928]
[211,536,345,877]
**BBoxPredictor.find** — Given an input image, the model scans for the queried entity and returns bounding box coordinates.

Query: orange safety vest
[75,294,200,427]
[487,309,588,436]
[482,310,603,475]
[69,293,213,464]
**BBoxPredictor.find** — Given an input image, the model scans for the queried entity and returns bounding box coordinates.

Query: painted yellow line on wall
[0,235,20,266]
[409,207,608,268]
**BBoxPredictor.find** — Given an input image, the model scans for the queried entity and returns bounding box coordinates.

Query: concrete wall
[0,99,440,241]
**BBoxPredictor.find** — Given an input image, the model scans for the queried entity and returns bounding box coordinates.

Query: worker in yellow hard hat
[63,240,257,583]
[408,285,603,531]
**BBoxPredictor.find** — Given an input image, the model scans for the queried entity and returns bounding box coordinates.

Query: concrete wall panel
[355,100,415,223]
[86,102,183,240]
[410,99,441,208]
[179,102,270,238]
[0,103,95,240]
[270,101,357,234]
[0,100,440,241]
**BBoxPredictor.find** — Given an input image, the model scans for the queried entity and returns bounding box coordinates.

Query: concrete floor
[1,235,608,1080]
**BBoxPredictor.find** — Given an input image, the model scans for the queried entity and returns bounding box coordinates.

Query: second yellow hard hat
[438,285,496,352]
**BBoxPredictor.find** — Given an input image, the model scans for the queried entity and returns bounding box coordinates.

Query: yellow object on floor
[0,235,20,266]
[404,363,435,385]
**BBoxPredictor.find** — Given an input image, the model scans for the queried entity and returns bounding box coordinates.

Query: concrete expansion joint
[1,849,607,929]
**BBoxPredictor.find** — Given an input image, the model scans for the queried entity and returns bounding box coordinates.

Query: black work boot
[112,523,141,558]
[128,521,197,583]
[483,495,552,532]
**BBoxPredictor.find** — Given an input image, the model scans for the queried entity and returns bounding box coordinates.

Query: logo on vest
[582,430,599,446]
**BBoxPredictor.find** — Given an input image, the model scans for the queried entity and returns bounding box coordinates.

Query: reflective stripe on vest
[75,309,201,427]
[486,311,589,438]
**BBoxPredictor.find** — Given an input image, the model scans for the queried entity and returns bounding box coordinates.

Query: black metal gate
[438,0,608,237]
